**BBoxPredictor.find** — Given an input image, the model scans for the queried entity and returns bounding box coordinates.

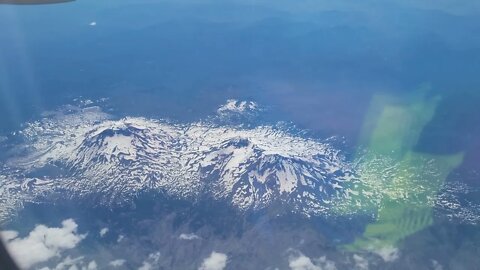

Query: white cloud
[288,251,336,270]
[47,257,96,270]
[43,255,84,270]
[87,260,97,270]
[99,227,109,237]
[179,233,201,240]
[353,254,369,270]
[109,259,126,267]
[89,22,97,26]
[117,235,125,243]
[138,252,161,270]
[199,252,228,270]
[1,230,18,241]
[432,260,444,270]
[138,262,152,270]
[1,219,86,269]
[371,246,399,262]
[289,255,319,270]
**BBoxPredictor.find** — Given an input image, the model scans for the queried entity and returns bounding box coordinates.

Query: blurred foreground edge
[0,240,18,270]
[0,0,73,4]
[0,0,72,269]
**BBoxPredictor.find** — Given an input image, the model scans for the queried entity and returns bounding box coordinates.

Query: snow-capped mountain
[65,118,198,200]
[216,99,260,118]
[0,101,356,221]
[214,99,263,124]
[186,125,355,212]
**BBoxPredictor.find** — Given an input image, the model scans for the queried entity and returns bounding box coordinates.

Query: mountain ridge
[0,101,355,221]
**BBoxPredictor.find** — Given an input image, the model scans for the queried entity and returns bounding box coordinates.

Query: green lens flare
[338,87,464,254]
